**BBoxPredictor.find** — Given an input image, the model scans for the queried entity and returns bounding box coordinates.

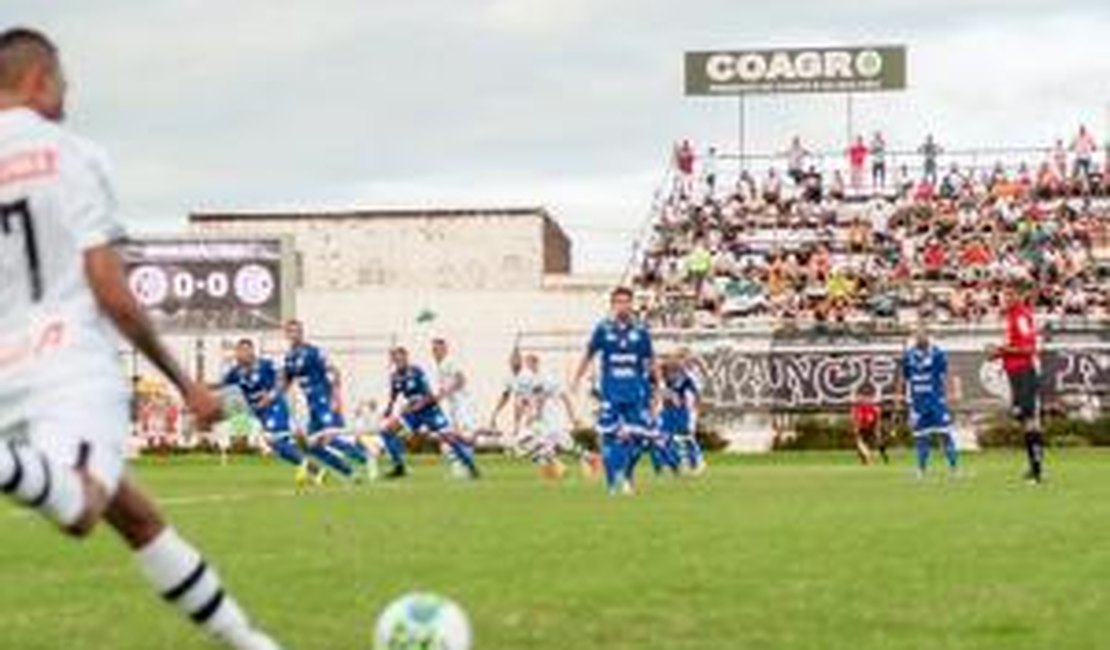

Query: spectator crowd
[636,129,1110,328]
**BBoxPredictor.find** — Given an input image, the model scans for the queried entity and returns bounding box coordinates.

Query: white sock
[135,527,264,649]
[0,440,85,527]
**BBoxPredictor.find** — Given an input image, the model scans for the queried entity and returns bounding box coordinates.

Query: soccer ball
[374,592,472,650]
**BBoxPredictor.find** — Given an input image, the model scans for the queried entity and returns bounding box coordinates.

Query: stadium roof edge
[189,206,555,222]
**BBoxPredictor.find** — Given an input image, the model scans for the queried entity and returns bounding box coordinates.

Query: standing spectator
[848,135,868,191]
[1070,125,1096,178]
[870,131,887,190]
[785,136,809,185]
[674,139,695,194]
[702,146,719,196]
[895,164,914,197]
[918,134,942,185]
[1051,138,1068,179]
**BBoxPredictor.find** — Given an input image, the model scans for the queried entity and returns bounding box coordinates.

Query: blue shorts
[255,405,292,437]
[659,408,692,436]
[307,407,346,435]
[597,401,653,438]
[910,404,952,436]
[401,406,451,435]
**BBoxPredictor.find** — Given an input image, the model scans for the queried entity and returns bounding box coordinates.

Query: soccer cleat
[294,461,311,490]
[385,464,408,480]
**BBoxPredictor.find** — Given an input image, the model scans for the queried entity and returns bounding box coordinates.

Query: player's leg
[913,432,931,476]
[941,425,959,472]
[304,433,354,479]
[265,432,304,468]
[1013,369,1045,483]
[104,478,281,650]
[854,428,873,465]
[2,389,138,536]
[326,434,369,465]
[378,418,409,477]
[438,429,479,479]
[0,433,106,535]
[656,431,682,474]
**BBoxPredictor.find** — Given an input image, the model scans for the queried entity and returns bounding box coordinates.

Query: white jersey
[433,357,475,431]
[0,108,127,420]
[0,108,130,493]
[530,375,564,428]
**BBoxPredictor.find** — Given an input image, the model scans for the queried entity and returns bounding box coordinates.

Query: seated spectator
[684,238,713,288]
[921,239,948,280]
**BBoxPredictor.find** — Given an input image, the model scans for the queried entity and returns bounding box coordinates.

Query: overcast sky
[6,1,1110,273]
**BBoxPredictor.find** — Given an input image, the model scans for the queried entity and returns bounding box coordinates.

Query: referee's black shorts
[1007,367,1039,421]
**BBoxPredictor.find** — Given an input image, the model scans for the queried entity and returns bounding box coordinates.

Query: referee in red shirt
[988,282,1044,483]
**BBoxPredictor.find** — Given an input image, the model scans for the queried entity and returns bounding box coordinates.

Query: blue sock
[914,435,931,472]
[443,436,478,474]
[328,437,367,465]
[601,436,627,490]
[269,436,304,467]
[308,444,353,476]
[943,432,958,469]
[647,441,662,474]
[659,439,681,474]
[379,430,406,468]
[683,436,704,468]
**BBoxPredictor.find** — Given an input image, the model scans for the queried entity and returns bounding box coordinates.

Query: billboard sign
[120,237,292,332]
[685,45,907,95]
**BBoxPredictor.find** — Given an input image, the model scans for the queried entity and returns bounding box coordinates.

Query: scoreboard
[119,237,293,332]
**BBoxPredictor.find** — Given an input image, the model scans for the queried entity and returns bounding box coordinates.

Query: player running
[0,28,281,649]
[572,286,656,495]
[987,282,1044,484]
[517,353,600,479]
[657,352,706,474]
[430,336,478,436]
[221,338,318,487]
[901,325,959,477]
[377,346,480,479]
[488,347,535,450]
[271,319,371,481]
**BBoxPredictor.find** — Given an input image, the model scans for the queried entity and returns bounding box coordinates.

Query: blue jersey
[587,318,654,405]
[390,364,435,408]
[659,369,699,432]
[390,364,449,432]
[222,359,291,433]
[903,345,951,430]
[284,343,335,412]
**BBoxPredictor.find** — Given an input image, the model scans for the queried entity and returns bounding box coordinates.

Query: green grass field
[3,450,1109,650]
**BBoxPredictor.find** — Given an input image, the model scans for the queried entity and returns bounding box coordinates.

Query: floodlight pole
[846,92,854,151]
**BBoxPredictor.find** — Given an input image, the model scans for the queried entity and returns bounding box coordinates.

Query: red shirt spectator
[848,137,868,188]
[923,241,947,273]
[959,240,992,267]
[675,140,695,176]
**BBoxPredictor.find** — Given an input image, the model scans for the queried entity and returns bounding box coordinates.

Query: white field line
[4,482,404,521]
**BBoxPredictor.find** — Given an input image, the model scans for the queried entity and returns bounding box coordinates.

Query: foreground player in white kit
[0,29,282,650]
